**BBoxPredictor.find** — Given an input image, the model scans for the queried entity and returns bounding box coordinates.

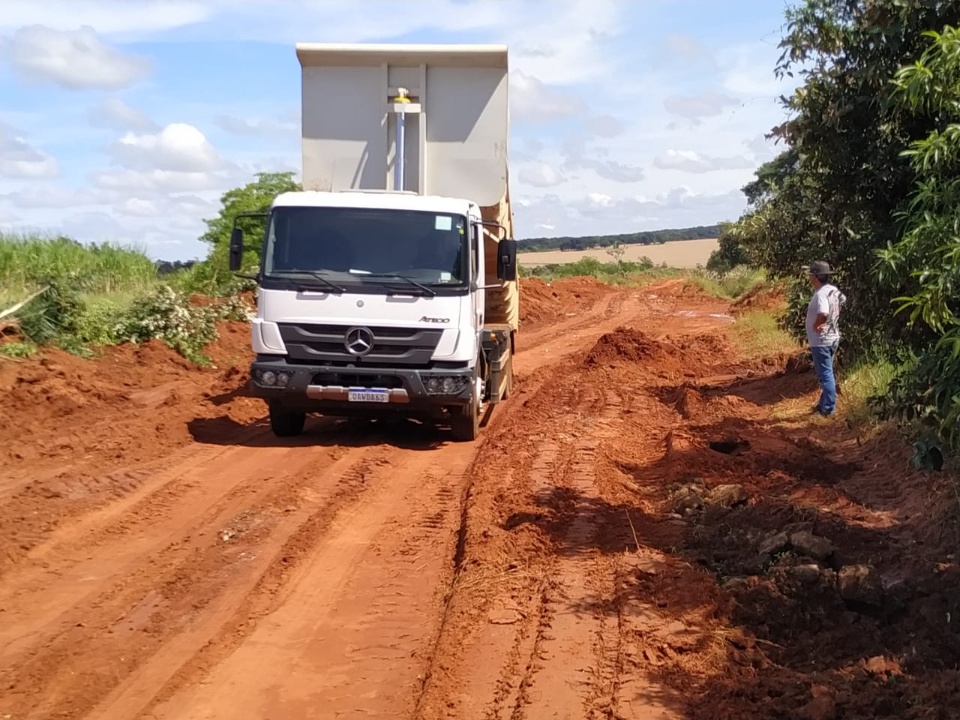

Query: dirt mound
[520,276,613,327]
[0,321,255,467]
[673,386,755,422]
[733,283,787,315]
[584,327,735,381]
[584,327,669,366]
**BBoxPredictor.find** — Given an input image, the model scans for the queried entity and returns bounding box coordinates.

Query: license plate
[347,388,390,403]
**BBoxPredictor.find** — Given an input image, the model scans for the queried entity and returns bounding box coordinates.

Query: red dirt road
[1,278,957,719]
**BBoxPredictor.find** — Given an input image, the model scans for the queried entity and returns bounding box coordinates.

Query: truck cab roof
[273,190,476,217]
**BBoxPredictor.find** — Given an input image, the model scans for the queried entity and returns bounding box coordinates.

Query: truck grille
[278,323,443,367]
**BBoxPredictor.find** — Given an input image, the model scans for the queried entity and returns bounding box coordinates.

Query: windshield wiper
[371,273,437,296]
[272,270,346,294]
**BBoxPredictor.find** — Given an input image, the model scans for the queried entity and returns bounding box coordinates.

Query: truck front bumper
[248,357,475,415]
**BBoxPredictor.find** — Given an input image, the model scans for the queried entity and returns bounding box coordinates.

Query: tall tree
[729,0,960,353]
[201,171,301,274]
[877,25,960,453]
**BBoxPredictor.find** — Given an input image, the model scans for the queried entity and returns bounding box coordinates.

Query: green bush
[16,281,86,346]
[525,256,656,282]
[0,342,37,359]
[114,285,253,363]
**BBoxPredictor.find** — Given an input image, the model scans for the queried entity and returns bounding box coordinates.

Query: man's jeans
[811,342,839,415]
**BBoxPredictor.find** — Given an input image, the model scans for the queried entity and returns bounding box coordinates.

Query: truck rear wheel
[269,405,306,437]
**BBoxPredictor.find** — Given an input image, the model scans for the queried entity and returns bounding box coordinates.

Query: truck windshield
[263,206,468,288]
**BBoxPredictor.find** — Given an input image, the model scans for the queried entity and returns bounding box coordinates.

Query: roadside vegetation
[705,3,960,466]
[0,233,252,363]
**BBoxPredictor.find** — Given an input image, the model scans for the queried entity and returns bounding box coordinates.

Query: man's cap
[806,260,835,275]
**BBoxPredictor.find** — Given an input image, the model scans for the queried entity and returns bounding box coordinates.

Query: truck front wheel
[450,381,481,442]
[269,405,306,437]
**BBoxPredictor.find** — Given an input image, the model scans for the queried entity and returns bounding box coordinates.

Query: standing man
[805,261,846,416]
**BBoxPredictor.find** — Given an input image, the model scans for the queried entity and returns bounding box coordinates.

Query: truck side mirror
[497,239,517,281]
[229,228,244,272]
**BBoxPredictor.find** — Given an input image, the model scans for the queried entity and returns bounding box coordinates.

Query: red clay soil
[732,282,788,315]
[519,276,615,328]
[0,278,956,720]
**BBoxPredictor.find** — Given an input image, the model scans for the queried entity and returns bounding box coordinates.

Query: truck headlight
[425,375,468,395]
[254,369,292,387]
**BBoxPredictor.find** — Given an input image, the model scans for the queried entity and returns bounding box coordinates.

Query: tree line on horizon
[515,225,722,253]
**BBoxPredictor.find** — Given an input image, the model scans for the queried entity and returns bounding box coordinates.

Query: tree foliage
[724,0,960,353]
[874,25,960,453]
[200,171,301,275]
[723,1,960,454]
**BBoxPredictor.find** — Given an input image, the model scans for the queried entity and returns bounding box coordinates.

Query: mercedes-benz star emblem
[344,327,374,356]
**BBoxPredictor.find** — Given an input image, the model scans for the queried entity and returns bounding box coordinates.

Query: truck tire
[450,384,481,442]
[269,405,306,437]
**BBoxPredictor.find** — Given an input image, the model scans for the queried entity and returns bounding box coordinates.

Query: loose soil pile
[519,276,615,328]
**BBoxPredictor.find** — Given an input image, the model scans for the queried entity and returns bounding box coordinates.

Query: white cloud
[215,114,298,138]
[510,71,586,126]
[586,115,624,139]
[4,185,106,208]
[89,98,158,131]
[108,123,224,173]
[117,198,160,218]
[664,33,716,67]
[0,122,59,179]
[518,163,566,188]
[560,134,645,184]
[664,92,741,120]
[91,167,228,194]
[653,149,755,174]
[0,2,210,35]
[1,25,151,90]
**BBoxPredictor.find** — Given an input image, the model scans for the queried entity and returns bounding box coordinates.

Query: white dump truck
[229,43,520,441]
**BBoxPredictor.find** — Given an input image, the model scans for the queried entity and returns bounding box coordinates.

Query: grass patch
[0,233,158,303]
[0,342,38,359]
[839,357,898,429]
[522,256,658,284]
[685,266,769,300]
[730,309,798,358]
[522,259,772,302]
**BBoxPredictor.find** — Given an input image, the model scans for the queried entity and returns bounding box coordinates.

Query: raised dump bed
[295,42,519,332]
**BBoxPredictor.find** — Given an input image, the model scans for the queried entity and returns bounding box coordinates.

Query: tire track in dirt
[0,422,361,663]
[143,442,477,720]
[0,279,716,720]
[414,290,733,720]
[492,387,623,719]
[0,415,281,571]
[0,435,384,720]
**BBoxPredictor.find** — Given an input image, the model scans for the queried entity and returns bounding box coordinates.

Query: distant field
[518,237,719,269]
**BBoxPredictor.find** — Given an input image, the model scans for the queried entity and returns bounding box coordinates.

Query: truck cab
[230,43,520,441]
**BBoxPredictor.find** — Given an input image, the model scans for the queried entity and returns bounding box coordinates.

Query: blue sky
[0,0,798,261]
